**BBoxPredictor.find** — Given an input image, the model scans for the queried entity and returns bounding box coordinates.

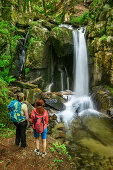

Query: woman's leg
[42,139,46,152]
[35,137,39,150]
[20,121,27,147]
[33,129,40,150]
[41,127,47,153]
[15,124,21,145]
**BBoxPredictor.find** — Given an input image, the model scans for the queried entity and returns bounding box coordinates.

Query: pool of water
[65,113,113,169]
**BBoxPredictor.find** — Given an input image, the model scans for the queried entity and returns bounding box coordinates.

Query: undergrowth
[49,141,74,169]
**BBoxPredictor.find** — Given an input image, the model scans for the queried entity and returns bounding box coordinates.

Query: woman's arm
[45,110,48,124]
[24,109,30,127]
[31,110,35,123]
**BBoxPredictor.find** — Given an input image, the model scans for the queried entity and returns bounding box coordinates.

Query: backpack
[8,100,26,123]
[34,110,47,133]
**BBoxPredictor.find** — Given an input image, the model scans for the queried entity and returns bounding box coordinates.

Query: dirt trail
[0,129,74,170]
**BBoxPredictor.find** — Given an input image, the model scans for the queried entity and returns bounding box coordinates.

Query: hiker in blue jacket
[14,93,29,147]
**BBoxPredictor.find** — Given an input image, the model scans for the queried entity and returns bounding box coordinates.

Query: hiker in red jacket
[31,98,48,157]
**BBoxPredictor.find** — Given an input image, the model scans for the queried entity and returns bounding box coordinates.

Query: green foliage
[32,4,44,14]
[50,141,71,160]
[100,34,107,42]
[0,54,16,85]
[0,21,21,85]
[55,27,62,36]
[0,21,19,127]
[89,0,106,20]
[11,35,22,52]
[55,12,63,24]
[0,54,11,67]
[70,11,89,25]
[29,37,35,45]
[100,35,112,42]
[25,67,30,77]
[105,86,113,97]
[50,141,72,169]
[0,80,9,125]
[0,123,15,138]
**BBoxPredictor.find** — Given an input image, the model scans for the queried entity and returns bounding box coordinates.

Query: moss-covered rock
[87,1,113,87]
[49,26,73,57]
[26,22,49,69]
[92,86,113,114]
[23,88,42,104]
[13,81,38,89]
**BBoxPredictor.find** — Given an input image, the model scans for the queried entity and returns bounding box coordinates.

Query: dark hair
[35,98,44,114]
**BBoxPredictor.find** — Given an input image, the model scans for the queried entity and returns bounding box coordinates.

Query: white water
[47,82,53,92]
[58,27,100,123]
[73,28,89,96]
[19,31,29,74]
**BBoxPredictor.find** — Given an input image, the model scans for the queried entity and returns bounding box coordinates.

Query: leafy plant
[50,142,72,169]
[51,141,71,160]
[25,67,30,77]
[0,123,15,138]
[71,11,89,25]
[100,35,112,42]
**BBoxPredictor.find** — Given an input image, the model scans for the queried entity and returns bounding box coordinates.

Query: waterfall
[73,28,89,96]
[64,66,69,90]
[61,70,64,91]
[48,82,53,92]
[58,26,99,123]
[71,27,94,114]
[47,45,54,92]
[19,31,29,76]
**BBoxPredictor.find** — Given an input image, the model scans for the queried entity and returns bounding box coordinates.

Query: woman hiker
[31,98,48,157]
[14,92,30,147]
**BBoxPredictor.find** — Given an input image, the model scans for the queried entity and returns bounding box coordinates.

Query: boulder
[44,98,66,111]
[26,21,49,69]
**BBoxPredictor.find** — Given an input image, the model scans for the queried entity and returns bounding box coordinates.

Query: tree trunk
[24,0,27,13]
[18,0,22,11]
[29,0,31,13]
[42,0,46,13]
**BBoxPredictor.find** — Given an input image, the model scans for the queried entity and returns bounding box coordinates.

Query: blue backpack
[8,100,26,123]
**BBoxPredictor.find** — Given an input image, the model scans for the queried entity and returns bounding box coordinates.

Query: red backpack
[34,110,47,133]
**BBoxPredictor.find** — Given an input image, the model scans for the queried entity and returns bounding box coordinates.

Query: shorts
[33,127,47,139]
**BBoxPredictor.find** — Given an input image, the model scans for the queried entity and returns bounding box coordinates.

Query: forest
[0,0,113,169]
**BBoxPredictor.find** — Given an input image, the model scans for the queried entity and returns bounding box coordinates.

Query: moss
[50,26,72,57]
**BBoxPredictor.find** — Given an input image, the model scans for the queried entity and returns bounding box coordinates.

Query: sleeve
[31,110,35,123]
[45,110,48,125]
[22,103,28,111]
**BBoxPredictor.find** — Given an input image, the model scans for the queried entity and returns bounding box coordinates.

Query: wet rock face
[51,122,66,143]
[49,27,73,58]
[25,24,74,90]
[26,22,49,69]
[92,86,113,114]
[87,2,113,87]
[44,98,66,111]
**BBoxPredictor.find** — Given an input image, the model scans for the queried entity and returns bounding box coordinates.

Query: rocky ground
[0,128,75,170]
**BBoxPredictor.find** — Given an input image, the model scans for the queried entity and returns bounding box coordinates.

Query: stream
[56,26,113,169]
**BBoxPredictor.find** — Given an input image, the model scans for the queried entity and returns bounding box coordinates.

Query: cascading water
[58,26,99,123]
[47,45,54,92]
[73,28,89,96]
[64,66,69,90]
[72,27,94,114]
[19,31,29,76]
[58,25,113,165]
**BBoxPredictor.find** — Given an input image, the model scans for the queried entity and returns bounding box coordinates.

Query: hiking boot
[42,152,47,158]
[34,149,40,155]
